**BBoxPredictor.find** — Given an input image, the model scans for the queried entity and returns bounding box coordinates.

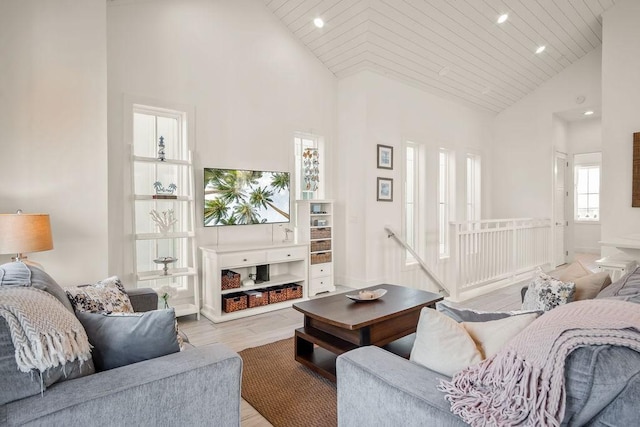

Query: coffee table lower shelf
[294,326,416,382]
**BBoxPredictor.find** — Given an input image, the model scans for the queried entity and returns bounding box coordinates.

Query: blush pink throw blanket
[438,299,640,427]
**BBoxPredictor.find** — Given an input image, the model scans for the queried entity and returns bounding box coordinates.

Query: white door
[554,152,567,267]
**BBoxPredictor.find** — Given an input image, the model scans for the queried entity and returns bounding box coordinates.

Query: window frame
[404,141,419,265]
[294,132,324,201]
[574,161,600,223]
[438,149,454,259]
[465,153,481,222]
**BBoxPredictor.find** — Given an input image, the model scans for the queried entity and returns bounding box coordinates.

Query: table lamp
[0,211,53,263]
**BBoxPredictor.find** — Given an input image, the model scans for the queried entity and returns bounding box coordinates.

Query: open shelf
[220,273,305,295]
[201,297,306,323]
[133,155,190,166]
[134,195,193,201]
[137,267,197,281]
[136,231,195,240]
[173,303,199,317]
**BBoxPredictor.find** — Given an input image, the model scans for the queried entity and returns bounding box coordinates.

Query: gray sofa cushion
[0,262,94,405]
[1,344,242,426]
[337,346,466,426]
[76,309,180,371]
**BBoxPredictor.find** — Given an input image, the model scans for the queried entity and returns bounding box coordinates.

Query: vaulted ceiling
[264,0,616,113]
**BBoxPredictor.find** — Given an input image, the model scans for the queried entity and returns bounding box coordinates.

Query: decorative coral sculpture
[150,209,178,234]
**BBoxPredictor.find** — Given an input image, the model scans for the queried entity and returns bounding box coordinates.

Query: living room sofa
[336,267,640,426]
[0,287,243,426]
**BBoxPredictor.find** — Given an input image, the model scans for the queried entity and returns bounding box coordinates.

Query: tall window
[405,142,417,262]
[294,133,323,200]
[466,153,481,221]
[574,152,601,221]
[132,105,190,291]
[438,149,454,258]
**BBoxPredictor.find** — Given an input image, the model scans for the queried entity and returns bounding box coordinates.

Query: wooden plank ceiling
[263,0,616,113]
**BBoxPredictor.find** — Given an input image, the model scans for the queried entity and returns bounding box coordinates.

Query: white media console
[200,242,309,323]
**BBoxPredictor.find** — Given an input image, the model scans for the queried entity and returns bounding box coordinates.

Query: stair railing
[385,226,450,297]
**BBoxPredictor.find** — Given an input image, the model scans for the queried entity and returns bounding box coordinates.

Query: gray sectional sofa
[1,282,242,426]
[337,267,640,426]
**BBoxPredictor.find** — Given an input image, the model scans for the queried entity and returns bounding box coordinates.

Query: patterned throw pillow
[66,276,134,314]
[522,271,576,311]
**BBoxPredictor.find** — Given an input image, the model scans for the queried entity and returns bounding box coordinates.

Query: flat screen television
[204,168,290,227]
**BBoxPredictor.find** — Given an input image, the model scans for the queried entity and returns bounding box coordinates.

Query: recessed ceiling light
[497,14,508,24]
[536,45,546,54]
[584,110,594,116]
[313,17,324,28]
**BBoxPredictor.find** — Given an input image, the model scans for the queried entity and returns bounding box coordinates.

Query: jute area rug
[239,338,337,427]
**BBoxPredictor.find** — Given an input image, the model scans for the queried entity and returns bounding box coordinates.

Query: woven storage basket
[222,292,247,312]
[268,287,288,304]
[244,290,269,308]
[310,240,331,252]
[284,284,303,300]
[221,270,241,290]
[310,227,331,239]
[310,252,332,265]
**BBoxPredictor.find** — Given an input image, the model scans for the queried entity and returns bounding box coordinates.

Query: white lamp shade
[0,214,53,255]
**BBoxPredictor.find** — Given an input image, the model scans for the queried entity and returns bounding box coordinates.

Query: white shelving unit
[296,200,335,296]
[200,242,308,323]
[131,151,200,318]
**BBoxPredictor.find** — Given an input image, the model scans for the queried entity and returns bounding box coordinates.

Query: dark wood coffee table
[292,284,442,381]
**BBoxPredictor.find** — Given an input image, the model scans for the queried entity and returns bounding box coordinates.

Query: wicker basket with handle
[222,292,247,312]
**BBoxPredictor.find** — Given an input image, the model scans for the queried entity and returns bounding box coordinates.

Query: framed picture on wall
[377,144,393,170]
[377,177,393,202]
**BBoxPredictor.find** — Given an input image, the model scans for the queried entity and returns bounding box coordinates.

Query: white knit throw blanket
[0,287,91,373]
[438,299,640,427]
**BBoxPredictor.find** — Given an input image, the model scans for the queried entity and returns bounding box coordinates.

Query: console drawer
[310,263,332,279]
[310,276,333,293]
[267,246,307,263]
[219,251,266,268]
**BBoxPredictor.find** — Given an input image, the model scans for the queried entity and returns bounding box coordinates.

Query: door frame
[553,151,569,267]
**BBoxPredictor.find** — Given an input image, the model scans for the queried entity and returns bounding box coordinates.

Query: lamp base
[10,255,45,270]
[11,253,27,262]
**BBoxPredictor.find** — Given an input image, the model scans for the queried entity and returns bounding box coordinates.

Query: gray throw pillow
[0,262,94,405]
[0,261,74,312]
[436,301,542,323]
[76,309,180,371]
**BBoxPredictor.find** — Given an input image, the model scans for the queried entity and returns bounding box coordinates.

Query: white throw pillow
[462,313,539,358]
[410,308,482,377]
[410,308,541,376]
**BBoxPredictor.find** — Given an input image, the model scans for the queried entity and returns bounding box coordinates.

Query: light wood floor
[178,253,599,426]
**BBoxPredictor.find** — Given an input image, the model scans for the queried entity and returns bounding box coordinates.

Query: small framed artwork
[377,177,393,202]
[377,144,393,170]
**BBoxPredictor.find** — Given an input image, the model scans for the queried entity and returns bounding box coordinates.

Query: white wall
[491,49,602,220]
[107,0,337,283]
[0,0,108,285]
[336,71,494,290]
[601,0,640,255]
